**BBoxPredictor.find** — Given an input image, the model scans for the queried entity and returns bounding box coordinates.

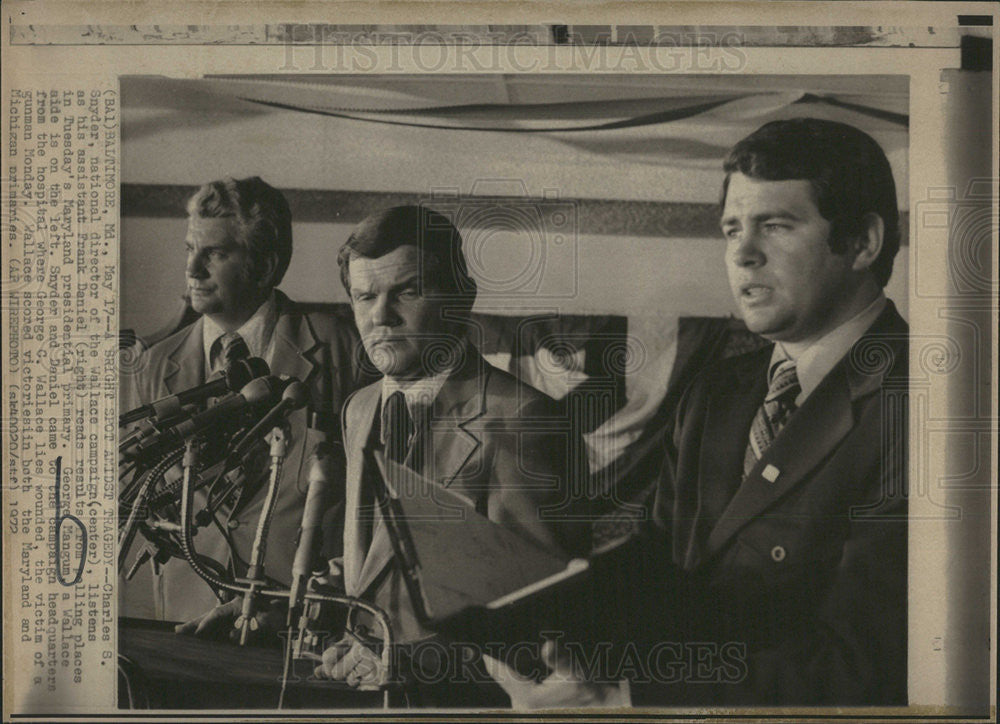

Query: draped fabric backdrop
[121,74,909,473]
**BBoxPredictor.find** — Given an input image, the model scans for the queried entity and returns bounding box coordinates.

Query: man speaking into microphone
[120,176,370,626]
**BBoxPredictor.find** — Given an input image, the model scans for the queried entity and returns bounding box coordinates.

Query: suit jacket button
[227,519,240,530]
[770,545,786,562]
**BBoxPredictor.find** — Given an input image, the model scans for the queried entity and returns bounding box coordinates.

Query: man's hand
[482,639,628,710]
[174,596,283,644]
[313,635,384,688]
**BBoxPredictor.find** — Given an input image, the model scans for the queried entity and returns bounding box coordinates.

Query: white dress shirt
[379,367,453,447]
[202,291,279,374]
[771,292,887,407]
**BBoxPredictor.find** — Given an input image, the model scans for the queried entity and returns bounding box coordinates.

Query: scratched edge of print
[8,24,966,47]
[2,94,120,715]
[1,192,105,714]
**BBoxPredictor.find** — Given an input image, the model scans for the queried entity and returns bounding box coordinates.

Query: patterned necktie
[211,332,249,374]
[382,391,414,465]
[743,359,801,479]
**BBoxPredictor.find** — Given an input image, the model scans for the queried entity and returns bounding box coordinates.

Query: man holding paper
[316,205,586,700]
[486,118,909,707]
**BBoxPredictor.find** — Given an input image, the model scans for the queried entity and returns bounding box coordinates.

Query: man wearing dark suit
[120,177,366,625]
[313,206,584,698]
[486,118,908,707]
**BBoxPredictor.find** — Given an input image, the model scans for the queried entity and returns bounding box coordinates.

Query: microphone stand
[118,446,185,574]
[287,435,330,646]
[119,357,270,426]
[204,380,308,525]
[160,432,396,701]
[290,572,333,662]
[123,387,398,700]
[236,424,287,645]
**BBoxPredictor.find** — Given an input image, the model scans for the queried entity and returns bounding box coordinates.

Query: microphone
[118,404,198,456]
[124,376,287,461]
[119,357,270,426]
[229,380,309,460]
[191,381,309,529]
[320,498,346,563]
[308,344,333,431]
[288,441,334,624]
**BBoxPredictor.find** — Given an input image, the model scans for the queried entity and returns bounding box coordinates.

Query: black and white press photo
[117,70,919,709]
[3,7,995,721]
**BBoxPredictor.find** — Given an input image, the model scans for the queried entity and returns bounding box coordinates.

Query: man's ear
[851,213,884,273]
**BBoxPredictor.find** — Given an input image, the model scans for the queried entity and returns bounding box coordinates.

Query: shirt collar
[202,290,279,371]
[770,292,887,406]
[379,367,454,444]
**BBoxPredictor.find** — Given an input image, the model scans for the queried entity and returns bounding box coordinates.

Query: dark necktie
[382,391,414,465]
[743,359,800,479]
[359,392,413,555]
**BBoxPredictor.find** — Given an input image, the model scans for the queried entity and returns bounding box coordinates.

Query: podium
[118,618,385,710]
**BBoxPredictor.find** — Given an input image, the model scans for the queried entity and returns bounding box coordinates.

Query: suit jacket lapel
[256,292,327,504]
[356,514,394,597]
[425,353,486,490]
[684,350,767,568]
[352,349,487,596]
[163,318,205,395]
[270,294,322,388]
[345,385,382,595]
[230,300,324,514]
[164,293,322,396]
[704,308,903,557]
[706,364,855,555]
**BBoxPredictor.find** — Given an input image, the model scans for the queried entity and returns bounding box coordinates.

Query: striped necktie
[211,332,249,375]
[743,359,800,480]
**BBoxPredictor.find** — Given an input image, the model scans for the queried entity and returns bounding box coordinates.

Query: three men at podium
[122,117,907,708]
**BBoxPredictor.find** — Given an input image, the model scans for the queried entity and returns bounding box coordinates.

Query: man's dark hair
[187,176,293,287]
[337,205,477,309]
[721,118,900,287]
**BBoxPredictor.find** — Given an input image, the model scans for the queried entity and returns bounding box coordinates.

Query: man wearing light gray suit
[314,206,585,700]
[121,177,367,625]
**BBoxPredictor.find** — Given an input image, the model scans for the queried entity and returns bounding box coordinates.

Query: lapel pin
[762,464,781,483]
